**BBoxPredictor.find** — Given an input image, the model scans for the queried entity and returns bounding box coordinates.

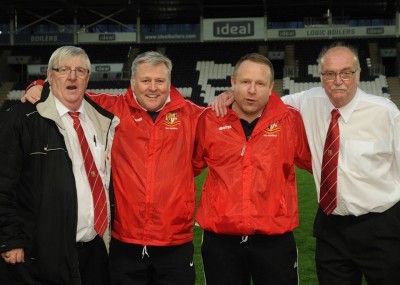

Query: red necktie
[69,111,108,237]
[320,109,341,215]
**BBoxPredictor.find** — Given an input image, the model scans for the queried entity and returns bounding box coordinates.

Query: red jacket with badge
[86,87,203,246]
[193,93,312,236]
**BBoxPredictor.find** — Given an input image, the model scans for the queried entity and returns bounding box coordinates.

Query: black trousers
[314,201,400,285]
[77,235,110,285]
[201,230,298,285]
[109,238,195,285]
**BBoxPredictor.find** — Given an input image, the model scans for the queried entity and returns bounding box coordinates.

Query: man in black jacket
[0,46,118,285]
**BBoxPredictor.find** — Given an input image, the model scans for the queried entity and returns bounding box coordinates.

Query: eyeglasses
[321,69,358,81]
[52,66,89,78]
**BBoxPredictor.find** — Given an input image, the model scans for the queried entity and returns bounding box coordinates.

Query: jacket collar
[217,91,289,137]
[36,92,65,128]
[36,92,115,143]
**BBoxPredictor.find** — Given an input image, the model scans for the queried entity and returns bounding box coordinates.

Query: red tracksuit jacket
[193,93,312,236]
[87,87,203,246]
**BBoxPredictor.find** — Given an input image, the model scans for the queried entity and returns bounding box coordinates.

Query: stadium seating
[2,40,395,109]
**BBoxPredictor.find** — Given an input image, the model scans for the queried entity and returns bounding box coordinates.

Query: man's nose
[248,83,256,93]
[333,73,344,84]
[67,69,78,79]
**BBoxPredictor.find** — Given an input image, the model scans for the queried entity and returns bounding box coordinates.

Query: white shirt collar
[325,88,361,124]
[54,96,85,118]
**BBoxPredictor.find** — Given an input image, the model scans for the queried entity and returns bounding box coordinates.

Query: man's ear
[269,82,275,95]
[230,76,235,88]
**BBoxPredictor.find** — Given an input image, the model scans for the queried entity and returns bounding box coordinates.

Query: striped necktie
[69,111,108,236]
[319,109,341,215]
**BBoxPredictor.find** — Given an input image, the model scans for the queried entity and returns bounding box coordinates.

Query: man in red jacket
[193,53,312,285]
[23,51,203,285]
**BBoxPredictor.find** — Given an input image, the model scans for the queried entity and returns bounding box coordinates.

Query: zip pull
[240,236,248,244]
[142,245,150,258]
[241,145,247,156]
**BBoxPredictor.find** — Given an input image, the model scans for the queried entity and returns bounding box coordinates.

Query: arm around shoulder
[288,107,312,173]
[22,79,46,103]
[85,88,128,114]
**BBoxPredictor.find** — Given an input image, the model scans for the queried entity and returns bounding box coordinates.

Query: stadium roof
[0,0,398,25]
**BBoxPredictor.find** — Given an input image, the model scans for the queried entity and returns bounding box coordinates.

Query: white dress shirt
[55,98,106,241]
[282,87,400,216]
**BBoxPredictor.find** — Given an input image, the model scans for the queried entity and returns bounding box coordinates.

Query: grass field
[193,168,319,284]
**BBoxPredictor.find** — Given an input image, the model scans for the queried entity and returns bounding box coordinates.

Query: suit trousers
[77,234,110,285]
[314,201,400,285]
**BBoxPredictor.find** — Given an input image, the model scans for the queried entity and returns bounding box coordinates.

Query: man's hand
[1,248,25,264]
[21,85,43,104]
[210,89,234,117]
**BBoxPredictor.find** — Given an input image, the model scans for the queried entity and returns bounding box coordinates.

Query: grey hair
[317,41,360,73]
[47,46,91,73]
[131,51,172,79]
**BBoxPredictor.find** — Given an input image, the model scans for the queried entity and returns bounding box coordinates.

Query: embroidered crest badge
[263,121,281,134]
[163,112,181,127]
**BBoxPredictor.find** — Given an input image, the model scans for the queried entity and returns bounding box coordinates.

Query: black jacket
[0,89,117,285]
